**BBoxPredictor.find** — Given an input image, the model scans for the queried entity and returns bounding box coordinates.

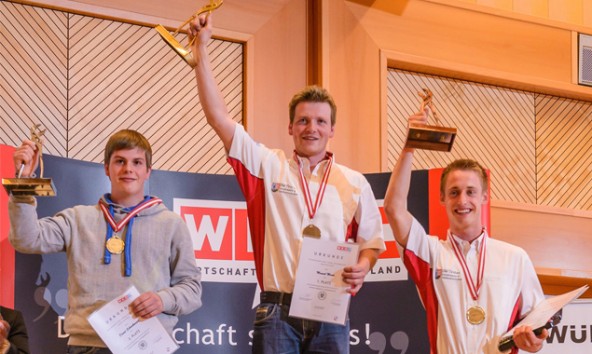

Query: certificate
[289,237,359,325]
[498,285,589,351]
[88,286,179,354]
[502,285,588,336]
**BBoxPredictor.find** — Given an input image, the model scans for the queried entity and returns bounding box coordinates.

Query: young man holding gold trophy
[383,107,548,353]
[186,11,385,354]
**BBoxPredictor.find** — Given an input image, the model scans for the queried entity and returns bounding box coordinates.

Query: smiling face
[104,147,151,207]
[289,101,335,167]
[440,169,488,241]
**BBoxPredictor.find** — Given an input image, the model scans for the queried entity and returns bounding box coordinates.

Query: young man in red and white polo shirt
[384,110,548,353]
[190,14,385,354]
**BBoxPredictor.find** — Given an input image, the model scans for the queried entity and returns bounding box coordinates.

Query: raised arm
[383,111,428,248]
[189,14,236,151]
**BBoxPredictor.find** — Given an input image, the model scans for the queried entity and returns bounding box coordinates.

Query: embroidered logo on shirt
[271,182,298,195]
[435,268,462,281]
[435,268,442,279]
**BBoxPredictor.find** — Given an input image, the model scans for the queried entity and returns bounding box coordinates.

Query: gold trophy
[154,0,224,68]
[405,88,457,152]
[2,124,57,196]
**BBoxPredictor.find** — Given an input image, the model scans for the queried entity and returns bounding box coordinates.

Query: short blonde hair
[440,159,488,195]
[288,85,336,125]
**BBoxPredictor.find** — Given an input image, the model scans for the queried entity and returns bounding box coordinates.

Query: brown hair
[440,159,488,195]
[104,129,152,168]
[288,85,337,125]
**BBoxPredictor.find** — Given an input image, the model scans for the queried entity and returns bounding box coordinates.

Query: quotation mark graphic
[366,324,409,354]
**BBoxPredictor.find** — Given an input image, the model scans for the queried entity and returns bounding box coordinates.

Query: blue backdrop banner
[11,154,431,354]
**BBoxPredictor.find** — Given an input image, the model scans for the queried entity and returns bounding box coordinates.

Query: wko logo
[174,198,408,283]
[117,294,132,304]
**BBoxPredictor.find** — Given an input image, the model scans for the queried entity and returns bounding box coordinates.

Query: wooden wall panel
[0,1,68,157]
[0,2,243,175]
[66,16,242,174]
[387,69,536,204]
[387,70,592,211]
[536,95,592,210]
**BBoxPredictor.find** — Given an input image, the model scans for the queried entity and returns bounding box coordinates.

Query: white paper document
[88,286,179,354]
[289,237,360,325]
[502,284,589,338]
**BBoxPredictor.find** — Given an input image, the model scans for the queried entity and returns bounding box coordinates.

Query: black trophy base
[2,178,57,196]
[405,123,457,152]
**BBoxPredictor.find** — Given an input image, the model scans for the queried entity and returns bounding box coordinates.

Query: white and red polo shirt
[227,124,386,293]
[404,217,544,354]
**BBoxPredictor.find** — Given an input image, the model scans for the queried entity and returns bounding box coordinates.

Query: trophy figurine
[404,88,457,152]
[2,124,57,196]
[154,0,224,68]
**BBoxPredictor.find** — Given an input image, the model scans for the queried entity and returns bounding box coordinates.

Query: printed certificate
[498,284,589,351]
[88,286,179,354]
[502,284,589,337]
[289,237,359,325]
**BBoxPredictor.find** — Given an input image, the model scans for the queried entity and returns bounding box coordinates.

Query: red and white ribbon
[99,198,162,232]
[295,152,333,220]
[449,230,487,301]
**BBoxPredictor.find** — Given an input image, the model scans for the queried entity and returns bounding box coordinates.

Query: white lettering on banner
[539,300,592,354]
[174,198,407,284]
[65,314,414,349]
[184,214,229,252]
[245,323,408,349]
[172,323,238,346]
[57,316,69,338]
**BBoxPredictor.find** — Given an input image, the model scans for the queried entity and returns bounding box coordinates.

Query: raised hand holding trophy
[2,124,57,196]
[154,0,223,68]
[404,88,457,152]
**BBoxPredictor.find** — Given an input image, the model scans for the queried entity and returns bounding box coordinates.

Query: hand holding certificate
[498,285,589,352]
[289,238,360,325]
[88,286,179,354]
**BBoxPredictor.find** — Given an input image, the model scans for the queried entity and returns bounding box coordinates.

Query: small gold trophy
[405,88,457,152]
[154,0,224,68]
[2,124,57,196]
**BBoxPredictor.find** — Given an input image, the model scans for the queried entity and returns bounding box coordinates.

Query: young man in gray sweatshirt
[8,129,202,353]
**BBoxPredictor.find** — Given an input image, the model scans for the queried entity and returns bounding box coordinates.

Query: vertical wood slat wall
[387,68,592,211]
[0,1,242,175]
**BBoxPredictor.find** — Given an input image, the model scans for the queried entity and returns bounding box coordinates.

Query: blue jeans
[67,346,113,354]
[252,302,350,354]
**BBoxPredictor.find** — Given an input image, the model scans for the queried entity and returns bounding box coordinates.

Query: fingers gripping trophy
[154,0,223,68]
[2,124,57,196]
[404,88,457,152]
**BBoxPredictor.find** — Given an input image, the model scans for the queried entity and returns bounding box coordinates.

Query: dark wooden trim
[306,0,322,86]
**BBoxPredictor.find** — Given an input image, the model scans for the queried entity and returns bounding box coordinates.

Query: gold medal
[466,305,486,325]
[302,224,321,238]
[106,236,125,254]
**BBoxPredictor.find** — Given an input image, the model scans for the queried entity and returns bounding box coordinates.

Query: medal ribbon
[99,195,162,276]
[449,230,487,301]
[99,197,162,232]
[295,152,333,220]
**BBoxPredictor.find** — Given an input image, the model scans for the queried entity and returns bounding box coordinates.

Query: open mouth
[455,208,471,215]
